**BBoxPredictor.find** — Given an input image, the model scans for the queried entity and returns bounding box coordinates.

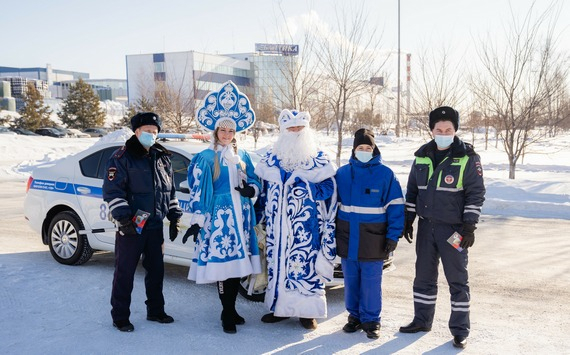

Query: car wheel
[238,276,265,302]
[47,211,93,265]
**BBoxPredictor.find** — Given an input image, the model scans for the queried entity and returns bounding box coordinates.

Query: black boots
[342,315,362,333]
[221,310,245,325]
[221,310,237,334]
[453,335,468,348]
[218,278,242,334]
[261,313,290,323]
[147,313,174,323]
[399,321,432,333]
[361,322,381,339]
[113,319,134,332]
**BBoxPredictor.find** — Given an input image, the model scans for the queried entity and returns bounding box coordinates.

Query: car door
[76,146,121,245]
[162,150,192,260]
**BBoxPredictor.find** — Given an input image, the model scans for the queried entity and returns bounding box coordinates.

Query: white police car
[24,132,208,264]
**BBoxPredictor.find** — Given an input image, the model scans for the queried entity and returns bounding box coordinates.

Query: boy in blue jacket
[335,128,405,339]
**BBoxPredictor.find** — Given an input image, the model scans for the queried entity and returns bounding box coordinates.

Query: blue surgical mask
[434,135,454,149]
[138,131,156,149]
[355,151,373,163]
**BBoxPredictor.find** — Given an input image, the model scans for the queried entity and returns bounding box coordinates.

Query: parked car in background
[0,127,18,135]
[66,128,91,138]
[34,128,66,138]
[51,127,70,138]
[82,127,109,137]
[10,128,40,136]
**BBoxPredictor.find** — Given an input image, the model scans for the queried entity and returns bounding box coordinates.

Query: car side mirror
[179,180,190,194]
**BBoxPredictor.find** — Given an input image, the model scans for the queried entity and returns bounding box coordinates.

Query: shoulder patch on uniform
[107,167,117,181]
[475,161,483,176]
[113,146,126,159]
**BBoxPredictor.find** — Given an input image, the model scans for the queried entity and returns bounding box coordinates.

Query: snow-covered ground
[1,130,569,354]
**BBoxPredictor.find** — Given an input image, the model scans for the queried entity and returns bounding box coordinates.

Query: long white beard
[273,128,319,171]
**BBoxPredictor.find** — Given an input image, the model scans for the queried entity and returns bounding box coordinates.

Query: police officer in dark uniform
[399,106,485,349]
[103,112,183,332]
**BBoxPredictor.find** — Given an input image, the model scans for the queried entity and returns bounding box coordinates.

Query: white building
[125,44,299,118]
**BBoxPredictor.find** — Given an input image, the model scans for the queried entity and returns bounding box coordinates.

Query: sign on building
[255,43,299,56]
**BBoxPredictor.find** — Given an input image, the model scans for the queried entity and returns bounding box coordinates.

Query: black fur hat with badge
[353,128,380,157]
[130,112,162,132]
[429,106,459,131]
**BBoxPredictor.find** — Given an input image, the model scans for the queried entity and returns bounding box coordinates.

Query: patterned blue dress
[186,144,262,284]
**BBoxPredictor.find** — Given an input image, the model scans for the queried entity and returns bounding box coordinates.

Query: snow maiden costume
[254,109,337,327]
[184,81,261,333]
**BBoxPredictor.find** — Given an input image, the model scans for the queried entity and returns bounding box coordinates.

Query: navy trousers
[110,227,165,322]
[341,258,384,324]
[412,218,470,337]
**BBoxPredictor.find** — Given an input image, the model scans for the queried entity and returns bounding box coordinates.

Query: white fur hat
[278,109,311,129]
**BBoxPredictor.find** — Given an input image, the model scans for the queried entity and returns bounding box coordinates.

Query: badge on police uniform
[475,161,483,176]
[107,167,117,181]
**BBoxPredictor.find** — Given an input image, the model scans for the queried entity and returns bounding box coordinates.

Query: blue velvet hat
[196,81,255,132]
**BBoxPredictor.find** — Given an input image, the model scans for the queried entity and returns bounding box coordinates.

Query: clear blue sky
[1,0,568,79]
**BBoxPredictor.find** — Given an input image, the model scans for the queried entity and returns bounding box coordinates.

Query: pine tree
[59,78,106,129]
[16,82,53,130]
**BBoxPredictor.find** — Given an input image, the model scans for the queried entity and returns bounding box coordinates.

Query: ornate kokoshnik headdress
[196,80,255,132]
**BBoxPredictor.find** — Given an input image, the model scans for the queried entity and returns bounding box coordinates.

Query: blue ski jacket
[335,154,405,261]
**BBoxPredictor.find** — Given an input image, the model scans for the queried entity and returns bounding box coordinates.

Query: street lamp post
[396,0,401,137]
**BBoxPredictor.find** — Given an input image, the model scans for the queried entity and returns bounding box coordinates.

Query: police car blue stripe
[30,178,191,212]
[30,179,76,194]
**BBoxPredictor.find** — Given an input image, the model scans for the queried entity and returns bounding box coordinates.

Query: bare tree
[471,1,566,179]
[135,54,199,133]
[312,2,384,165]
[119,96,156,129]
[542,69,570,137]
[410,46,467,135]
[258,5,324,116]
[154,57,196,133]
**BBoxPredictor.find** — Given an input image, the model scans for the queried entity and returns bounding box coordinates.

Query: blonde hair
[212,127,245,181]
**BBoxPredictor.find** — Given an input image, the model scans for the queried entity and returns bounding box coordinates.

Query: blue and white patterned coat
[186,144,262,284]
[255,150,337,318]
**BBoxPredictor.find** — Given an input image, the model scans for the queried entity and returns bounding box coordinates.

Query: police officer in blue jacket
[335,128,405,339]
[102,112,183,332]
[399,107,486,349]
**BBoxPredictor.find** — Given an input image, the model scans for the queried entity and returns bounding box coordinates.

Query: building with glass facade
[125,45,298,118]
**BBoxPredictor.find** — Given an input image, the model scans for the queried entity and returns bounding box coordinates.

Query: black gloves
[401,218,414,243]
[117,217,137,236]
[182,224,201,244]
[169,219,180,242]
[235,180,255,198]
[460,223,476,249]
[385,239,398,253]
